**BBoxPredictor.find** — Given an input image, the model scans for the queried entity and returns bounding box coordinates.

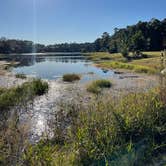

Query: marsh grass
[97,61,156,74]
[63,73,81,82]
[87,79,112,94]
[0,79,48,112]
[85,52,161,74]
[23,90,166,165]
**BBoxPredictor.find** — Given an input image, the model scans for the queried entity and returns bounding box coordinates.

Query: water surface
[6,53,115,82]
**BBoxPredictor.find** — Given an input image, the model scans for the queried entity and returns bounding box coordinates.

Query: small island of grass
[63,73,81,82]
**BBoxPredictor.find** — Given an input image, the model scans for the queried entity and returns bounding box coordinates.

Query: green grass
[84,51,162,74]
[97,61,156,74]
[0,79,48,112]
[87,79,112,94]
[84,52,125,61]
[15,73,27,79]
[23,89,166,165]
[63,73,81,82]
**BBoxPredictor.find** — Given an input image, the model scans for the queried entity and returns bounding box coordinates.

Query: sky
[0,0,166,44]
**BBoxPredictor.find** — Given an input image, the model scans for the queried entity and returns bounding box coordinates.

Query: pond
[6,53,115,82]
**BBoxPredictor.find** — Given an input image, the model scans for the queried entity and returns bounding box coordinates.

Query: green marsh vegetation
[63,73,81,82]
[23,88,166,165]
[21,57,166,165]
[0,79,48,111]
[86,51,161,74]
[0,79,49,165]
[87,79,112,94]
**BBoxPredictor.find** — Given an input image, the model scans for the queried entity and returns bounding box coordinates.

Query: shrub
[63,74,81,82]
[87,79,111,94]
[15,73,27,79]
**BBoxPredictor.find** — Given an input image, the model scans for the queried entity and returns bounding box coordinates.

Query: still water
[9,53,114,82]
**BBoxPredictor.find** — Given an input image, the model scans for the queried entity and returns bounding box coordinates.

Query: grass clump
[87,79,111,94]
[0,79,48,111]
[63,73,81,82]
[31,79,49,96]
[15,73,27,79]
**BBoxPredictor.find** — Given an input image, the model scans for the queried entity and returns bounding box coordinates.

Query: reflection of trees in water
[1,55,89,67]
[1,55,36,67]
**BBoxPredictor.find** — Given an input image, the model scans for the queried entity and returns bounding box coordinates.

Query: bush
[15,73,27,79]
[63,74,81,82]
[87,79,112,94]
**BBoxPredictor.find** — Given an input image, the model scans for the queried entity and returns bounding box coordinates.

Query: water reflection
[6,53,115,81]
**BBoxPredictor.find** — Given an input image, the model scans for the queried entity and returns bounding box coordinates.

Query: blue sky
[0,0,165,44]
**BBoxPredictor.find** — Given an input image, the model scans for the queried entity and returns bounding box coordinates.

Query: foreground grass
[23,87,166,165]
[87,79,112,94]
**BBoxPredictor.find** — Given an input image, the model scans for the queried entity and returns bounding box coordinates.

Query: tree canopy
[0,18,165,54]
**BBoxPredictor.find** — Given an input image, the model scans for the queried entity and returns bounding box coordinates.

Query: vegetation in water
[0,79,48,112]
[87,79,112,94]
[63,73,81,82]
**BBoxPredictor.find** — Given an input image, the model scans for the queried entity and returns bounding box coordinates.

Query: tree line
[0,18,165,54]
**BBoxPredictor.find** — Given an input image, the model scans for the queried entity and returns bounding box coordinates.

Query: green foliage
[0,79,48,111]
[87,79,112,94]
[15,73,27,79]
[63,74,81,82]
[0,18,165,54]
[98,61,156,74]
[23,90,166,165]
[31,79,49,96]
[23,141,57,166]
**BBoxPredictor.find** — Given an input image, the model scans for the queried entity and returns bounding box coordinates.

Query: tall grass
[97,61,156,74]
[0,79,48,112]
[23,90,166,165]
[87,79,112,94]
[0,79,49,165]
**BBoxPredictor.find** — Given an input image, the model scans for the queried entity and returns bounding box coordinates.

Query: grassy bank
[96,61,156,74]
[84,51,162,74]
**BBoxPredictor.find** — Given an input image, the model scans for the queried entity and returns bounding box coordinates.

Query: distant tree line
[0,18,165,54]
[94,18,166,54]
